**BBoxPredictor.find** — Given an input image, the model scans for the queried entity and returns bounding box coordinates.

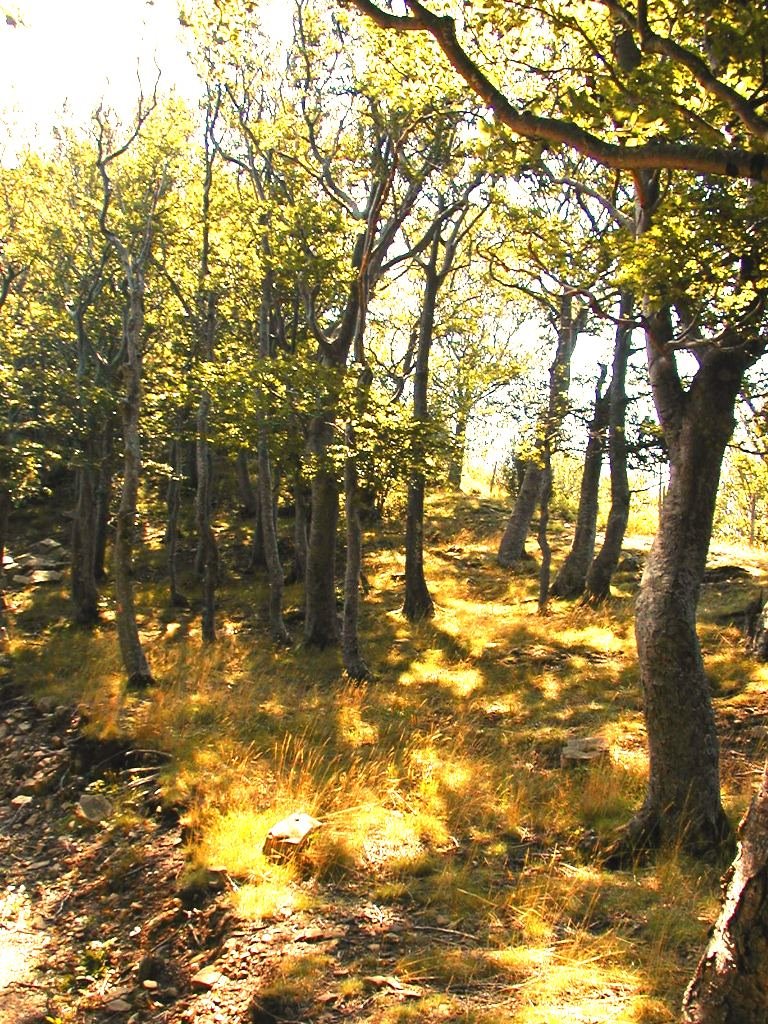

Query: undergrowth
[5,489,768,1022]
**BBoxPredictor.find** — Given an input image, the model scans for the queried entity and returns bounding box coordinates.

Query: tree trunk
[235,450,258,517]
[0,486,9,611]
[94,428,114,582]
[584,292,634,604]
[165,439,188,608]
[305,411,341,647]
[537,451,553,613]
[498,291,582,568]
[617,322,752,859]
[550,365,608,599]
[114,292,153,689]
[71,462,100,625]
[682,769,768,1023]
[247,484,266,572]
[290,478,310,585]
[447,413,467,488]
[342,419,370,680]
[404,231,439,622]
[196,393,218,644]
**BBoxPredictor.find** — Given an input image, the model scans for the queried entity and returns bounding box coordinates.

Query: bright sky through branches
[0,0,290,157]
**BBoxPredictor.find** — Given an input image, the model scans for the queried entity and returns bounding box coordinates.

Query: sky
[0,0,291,157]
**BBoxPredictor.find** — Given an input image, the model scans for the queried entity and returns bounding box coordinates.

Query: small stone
[142,979,159,990]
[561,736,610,768]
[191,965,227,990]
[77,792,114,822]
[29,570,64,584]
[11,794,33,806]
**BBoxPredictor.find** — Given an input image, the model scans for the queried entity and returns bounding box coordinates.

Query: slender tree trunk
[258,433,289,642]
[305,409,341,647]
[584,292,634,604]
[255,275,289,642]
[537,450,553,613]
[550,365,609,599]
[235,450,258,517]
[196,391,218,644]
[447,413,467,488]
[290,478,310,585]
[615,323,752,859]
[94,428,114,582]
[166,439,188,608]
[114,292,153,689]
[498,291,582,568]
[342,417,371,680]
[404,234,439,622]
[682,769,768,1023]
[71,461,100,625]
[0,486,9,611]
[247,484,266,572]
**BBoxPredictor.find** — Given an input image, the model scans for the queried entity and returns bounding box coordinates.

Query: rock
[12,575,33,586]
[561,736,610,768]
[77,792,114,822]
[29,570,64,584]
[11,794,33,807]
[32,538,64,553]
[704,564,753,584]
[263,812,322,857]
[191,965,227,990]
[105,997,133,1012]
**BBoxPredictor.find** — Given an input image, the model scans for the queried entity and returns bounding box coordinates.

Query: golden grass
[6,488,768,1023]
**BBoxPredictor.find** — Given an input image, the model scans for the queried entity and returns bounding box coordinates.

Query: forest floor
[1,491,768,1024]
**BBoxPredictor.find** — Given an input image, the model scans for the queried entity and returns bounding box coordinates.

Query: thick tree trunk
[682,769,768,1023]
[618,326,753,859]
[550,366,608,599]
[71,462,100,625]
[498,291,582,568]
[114,294,153,689]
[584,293,634,604]
[498,462,543,566]
[235,450,258,518]
[342,422,370,680]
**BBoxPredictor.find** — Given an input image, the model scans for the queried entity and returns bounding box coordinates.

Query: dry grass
[5,488,768,1022]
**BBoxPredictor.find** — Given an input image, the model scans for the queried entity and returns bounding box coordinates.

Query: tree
[95,97,167,689]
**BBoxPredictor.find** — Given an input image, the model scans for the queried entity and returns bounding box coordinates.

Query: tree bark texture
[584,293,634,604]
[550,365,608,599]
[290,479,310,585]
[682,769,768,1023]
[537,454,553,613]
[196,390,218,644]
[498,291,582,568]
[630,322,754,856]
